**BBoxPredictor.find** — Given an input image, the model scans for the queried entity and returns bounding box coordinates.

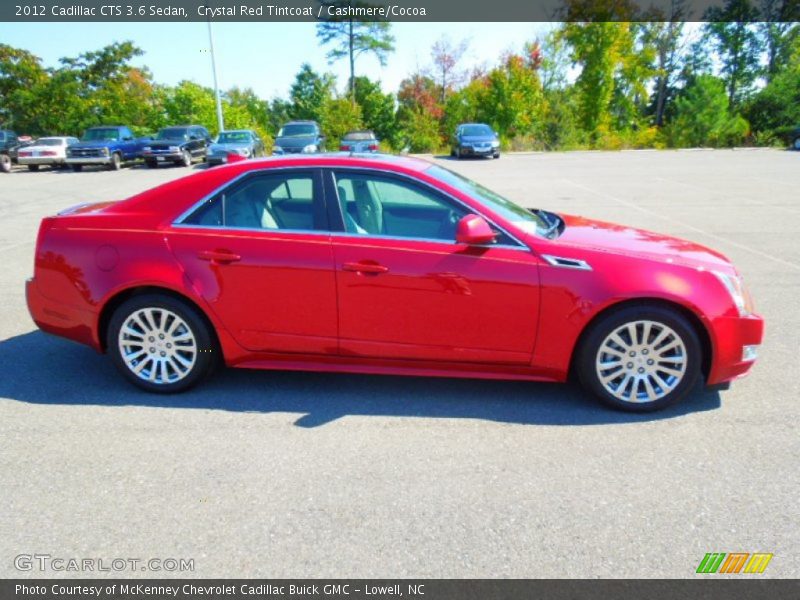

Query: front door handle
[197,249,241,264]
[342,261,389,274]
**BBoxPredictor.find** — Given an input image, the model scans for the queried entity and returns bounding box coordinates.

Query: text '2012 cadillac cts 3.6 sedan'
[26,154,764,411]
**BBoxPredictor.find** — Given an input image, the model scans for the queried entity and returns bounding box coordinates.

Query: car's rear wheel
[1,153,11,173]
[182,150,192,167]
[576,305,701,412]
[145,159,157,168]
[107,294,217,393]
[27,164,39,171]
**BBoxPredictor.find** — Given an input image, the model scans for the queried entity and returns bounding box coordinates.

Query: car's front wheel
[793,136,800,151]
[109,152,122,170]
[182,150,192,167]
[107,294,217,393]
[0,153,11,173]
[576,305,702,412]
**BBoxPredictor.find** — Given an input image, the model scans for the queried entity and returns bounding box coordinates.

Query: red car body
[26,155,763,399]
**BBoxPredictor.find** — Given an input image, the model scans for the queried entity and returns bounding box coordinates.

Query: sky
[0,22,557,98]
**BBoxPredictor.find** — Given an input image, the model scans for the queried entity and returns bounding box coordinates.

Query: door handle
[342,261,389,274]
[197,249,241,264]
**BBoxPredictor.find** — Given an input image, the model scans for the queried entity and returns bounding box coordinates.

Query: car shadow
[0,331,722,428]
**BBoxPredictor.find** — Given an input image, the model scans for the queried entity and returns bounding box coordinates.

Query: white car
[17,137,80,171]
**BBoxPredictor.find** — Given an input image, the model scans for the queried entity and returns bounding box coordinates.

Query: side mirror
[123,136,133,141]
[456,214,497,245]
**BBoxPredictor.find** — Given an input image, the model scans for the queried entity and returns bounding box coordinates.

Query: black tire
[107,294,218,393]
[27,164,39,171]
[109,152,122,170]
[576,304,702,412]
[182,149,192,167]
[793,137,800,151]
[70,164,83,172]
[0,153,11,173]
[493,152,500,159]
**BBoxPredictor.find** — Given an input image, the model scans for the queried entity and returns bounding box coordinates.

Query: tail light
[19,151,32,157]
[368,144,378,151]
[41,151,57,156]
[339,145,348,151]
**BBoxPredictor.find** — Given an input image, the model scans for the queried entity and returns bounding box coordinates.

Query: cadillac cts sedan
[26,155,763,411]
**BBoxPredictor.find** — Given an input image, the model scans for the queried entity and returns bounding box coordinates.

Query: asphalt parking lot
[0,150,798,578]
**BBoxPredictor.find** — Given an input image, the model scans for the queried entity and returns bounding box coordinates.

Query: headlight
[143,146,152,151]
[168,146,180,152]
[492,140,500,147]
[712,271,753,317]
[302,144,317,153]
[66,148,73,156]
[236,148,251,156]
[101,147,109,156]
[272,146,283,154]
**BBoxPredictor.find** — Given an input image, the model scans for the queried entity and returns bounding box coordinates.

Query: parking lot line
[561,178,800,272]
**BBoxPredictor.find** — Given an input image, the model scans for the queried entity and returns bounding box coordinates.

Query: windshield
[427,165,556,237]
[82,128,120,142]
[156,127,189,140]
[217,131,250,143]
[343,131,375,141]
[37,138,64,146]
[278,124,316,137]
[460,125,493,137]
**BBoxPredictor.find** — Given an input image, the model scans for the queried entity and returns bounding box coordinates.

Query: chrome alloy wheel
[118,307,197,385]
[595,320,687,404]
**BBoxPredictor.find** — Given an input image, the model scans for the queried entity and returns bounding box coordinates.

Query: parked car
[65,126,149,171]
[339,130,379,153]
[206,130,266,166]
[26,155,763,412]
[0,129,21,173]
[451,123,501,159]
[17,136,80,170]
[791,126,800,150]
[143,125,211,168]
[272,121,325,154]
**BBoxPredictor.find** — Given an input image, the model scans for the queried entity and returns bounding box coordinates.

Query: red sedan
[26,155,763,411]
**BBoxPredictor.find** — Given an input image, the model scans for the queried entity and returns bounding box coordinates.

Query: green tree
[669,74,749,147]
[482,54,547,142]
[353,76,397,145]
[316,1,395,101]
[757,1,799,82]
[704,0,761,108]
[320,96,363,143]
[289,63,335,122]
[161,81,218,133]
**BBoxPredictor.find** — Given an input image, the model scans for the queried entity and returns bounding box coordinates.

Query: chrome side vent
[541,254,592,271]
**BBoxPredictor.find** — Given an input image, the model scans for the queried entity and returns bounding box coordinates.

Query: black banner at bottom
[3,579,800,600]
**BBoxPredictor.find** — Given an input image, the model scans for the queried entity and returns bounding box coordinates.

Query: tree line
[1,0,799,152]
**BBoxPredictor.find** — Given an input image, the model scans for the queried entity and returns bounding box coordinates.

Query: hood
[71,140,117,149]
[210,142,250,152]
[275,135,317,149]
[554,214,733,272]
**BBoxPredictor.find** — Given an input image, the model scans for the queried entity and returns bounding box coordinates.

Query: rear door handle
[197,249,241,264]
[342,261,389,274]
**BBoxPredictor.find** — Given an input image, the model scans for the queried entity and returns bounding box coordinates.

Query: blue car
[451,123,501,159]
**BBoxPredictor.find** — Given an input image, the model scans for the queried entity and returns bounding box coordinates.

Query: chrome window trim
[171,163,530,253]
[327,166,530,250]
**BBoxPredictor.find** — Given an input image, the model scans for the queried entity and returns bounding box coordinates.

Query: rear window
[343,132,376,141]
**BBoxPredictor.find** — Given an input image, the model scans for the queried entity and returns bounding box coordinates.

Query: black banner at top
[2,0,800,23]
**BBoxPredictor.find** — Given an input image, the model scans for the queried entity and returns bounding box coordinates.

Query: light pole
[207,19,225,134]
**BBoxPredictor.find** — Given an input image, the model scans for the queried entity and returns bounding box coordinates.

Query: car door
[326,169,540,365]
[119,127,137,159]
[166,168,337,354]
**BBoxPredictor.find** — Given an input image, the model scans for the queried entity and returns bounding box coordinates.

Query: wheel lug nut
[638,367,645,374]
[642,349,649,355]
[149,347,155,353]
[149,337,155,342]
[647,359,654,365]
[629,351,636,357]
[160,351,166,357]
[626,362,633,369]
[159,334,165,340]
[166,343,172,349]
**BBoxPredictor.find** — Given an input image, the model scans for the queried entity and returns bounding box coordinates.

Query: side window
[121,128,133,140]
[333,172,468,241]
[182,172,319,231]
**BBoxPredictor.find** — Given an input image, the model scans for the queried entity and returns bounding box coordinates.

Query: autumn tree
[429,36,469,103]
